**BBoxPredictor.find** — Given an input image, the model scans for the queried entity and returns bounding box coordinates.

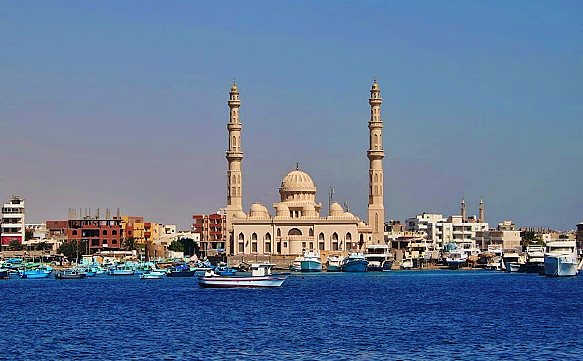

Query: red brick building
[46,218,123,253]
[193,213,226,257]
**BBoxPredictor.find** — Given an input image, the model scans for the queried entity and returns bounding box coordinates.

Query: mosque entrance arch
[288,228,302,236]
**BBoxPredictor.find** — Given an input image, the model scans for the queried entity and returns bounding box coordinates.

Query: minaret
[461,198,467,221]
[226,82,245,226]
[367,79,385,245]
[478,198,484,223]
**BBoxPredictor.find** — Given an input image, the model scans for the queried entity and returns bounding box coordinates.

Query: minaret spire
[367,79,385,245]
[461,197,467,221]
[226,82,245,226]
[479,198,484,223]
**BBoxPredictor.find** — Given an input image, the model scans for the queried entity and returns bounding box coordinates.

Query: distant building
[1,196,25,246]
[121,216,145,245]
[475,221,521,251]
[46,216,123,254]
[193,212,226,257]
[405,213,445,240]
[576,222,583,254]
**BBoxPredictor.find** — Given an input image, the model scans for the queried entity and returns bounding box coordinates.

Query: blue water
[1,271,582,360]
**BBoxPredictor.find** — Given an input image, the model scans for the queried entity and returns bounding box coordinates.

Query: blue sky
[1,1,581,229]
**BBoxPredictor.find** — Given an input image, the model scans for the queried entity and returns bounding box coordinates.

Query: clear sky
[1,1,582,230]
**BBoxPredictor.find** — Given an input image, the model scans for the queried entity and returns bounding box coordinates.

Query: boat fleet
[290,245,394,273]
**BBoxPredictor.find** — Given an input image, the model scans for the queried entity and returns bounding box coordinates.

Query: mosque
[224,80,386,257]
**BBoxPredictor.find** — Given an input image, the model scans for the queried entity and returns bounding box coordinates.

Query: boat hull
[55,273,86,279]
[504,262,522,273]
[197,275,288,288]
[524,262,544,274]
[382,260,393,271]
[300,260,322,272]
[167,270,195,277]
[140,272,166,279]
[108,270,135,276]
[342,260,368,272]
[447,260,466,270]
[20,271,51,279]
[327,264,342,272]
[544,254,578,277]
[0,269,9,279]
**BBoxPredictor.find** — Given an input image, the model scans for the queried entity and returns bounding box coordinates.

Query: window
[283,242,288,248]
[238,233,244,241]
[91,239,99,246]
[265,233,271,241]
[346,233,352,241]
[309,242,313,249]
[238,243,244,253]
[72,230,77,236]
[319,242,324,251]
[319,233,324,241]
[288,228,302,236]
[112,239,117,244]
[277,228,281,237]
[252,233,257,241]
[112,230,117,235]
[103,230,108,236]
[309,228,314,237]
[252,242,257,253]
[302,242,306,249]
[265,242,271,253]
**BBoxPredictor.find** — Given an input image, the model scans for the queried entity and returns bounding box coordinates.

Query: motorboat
[167,264,195,277]
[55,269,87,279]
[326,255,342,272]
[140,271,166,279]
[502,251,524,272]
[341,253,368,272]
[524,245,545,274]
[300,251,322,272]
[365,244,393,271]
[107,266,135,276]
[544,240,578,277]
[446,249,468,269]
[197,263,288,288]
[0,269,9,279]
[289,256,303,272]
[19,267,53,279]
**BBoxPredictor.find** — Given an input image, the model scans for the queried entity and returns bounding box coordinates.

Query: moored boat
[544,240,578,277]
[524,245,545,274]
[365,244,393,271]
[502,251,524,272]
[167,264,195,277]
[0,269,9,279]
[107,266,135,276]
[55,269,87,279]
[300,251,322,272]
[197,263,288,288]
[289,256,303,272]
[341,253,368,272]
[19,268,52,279]
[140,271,166,279]
[446,249,467,270]
[215,265,237,276]
[326,255,342,272]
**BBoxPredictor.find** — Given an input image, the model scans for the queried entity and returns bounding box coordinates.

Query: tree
[521,230,543,249]
[57,240,87,263]
[8,239,24,251]
[35,242,50,251]
[25,230,34,242]
[122,237,138,251]
[168,238,200,256]
[168,240,184,253]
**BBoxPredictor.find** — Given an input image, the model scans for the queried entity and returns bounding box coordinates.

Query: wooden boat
[198,263,288,288]
[55,269,87,279]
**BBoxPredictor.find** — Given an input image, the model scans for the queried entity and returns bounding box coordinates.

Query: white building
[432,215,488,249]
[405,213,445,240]
[475,220,521,251]
[1,196,25,247]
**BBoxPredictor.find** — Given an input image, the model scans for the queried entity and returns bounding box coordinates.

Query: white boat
[400,258,413,270]
[502,251,524,272]
[446,249,468,269]
[341,253,368,272]
[300,251,322,272]
[289,256,303,272]
[544,240,578,277]
[365,244,393,271]
[524,245,545,273]
[140,271,166,279]
[326,255,342,272]
[197,263,288,288]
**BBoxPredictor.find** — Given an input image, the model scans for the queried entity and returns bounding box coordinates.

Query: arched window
[238,233,244,241]
[309,228,314,237]
[102,230,108,236]
[318,233,324,241]
[265,233,271,241]
[288,228,302,236]
[332,233,338,241]
[112,230,117,235]
[252,233,257,241]
[346,233,352,241]
[277,228,281,237]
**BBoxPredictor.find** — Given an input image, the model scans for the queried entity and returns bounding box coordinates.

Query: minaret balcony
[227,123,242,130]
[228,100,241,107]
[226,151,243,160]
[367,150,385,159]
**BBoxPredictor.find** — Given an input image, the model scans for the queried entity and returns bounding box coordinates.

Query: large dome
[280,170,316,192]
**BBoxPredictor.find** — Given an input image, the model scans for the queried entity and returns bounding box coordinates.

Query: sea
[0,271,582,360]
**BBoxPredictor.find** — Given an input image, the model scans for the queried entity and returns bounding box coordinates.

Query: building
[475,221,521,251]
[121,216,145,246]
[431,214,489,249]
[405,213,445,240]
[576,222,583,253]
[193,212,226,257]
[223,81,386,257]
[1,196,25,246]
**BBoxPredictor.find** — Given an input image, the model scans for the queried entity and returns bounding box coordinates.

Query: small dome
[249,203,269,218]
[280,170,316,192]
[371,80,380,91]
[358,221,367,228]
[329,202,344,217]
[230,82,238,93]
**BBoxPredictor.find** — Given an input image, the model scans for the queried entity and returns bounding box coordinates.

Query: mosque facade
[224,80,386,256]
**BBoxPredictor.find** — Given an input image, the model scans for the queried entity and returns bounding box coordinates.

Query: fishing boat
[215,265,237,276]
[19,268,52,279]
[524,245,545,274]
[326,255,342,272]
[289,256,303,272]
[107,265,135,276]
[544,240,578,277]
[197,263,288,288]
[140,271,166,279]
[167,264,195,277]
[55,269,87,279]
[341,253,368,272]
[300,251,322,272]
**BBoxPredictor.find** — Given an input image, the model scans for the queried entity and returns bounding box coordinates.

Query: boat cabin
[251,263,275,277]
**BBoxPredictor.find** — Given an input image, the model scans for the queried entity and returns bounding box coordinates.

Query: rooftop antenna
[344,200,350,212]
[296,162,300,170]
